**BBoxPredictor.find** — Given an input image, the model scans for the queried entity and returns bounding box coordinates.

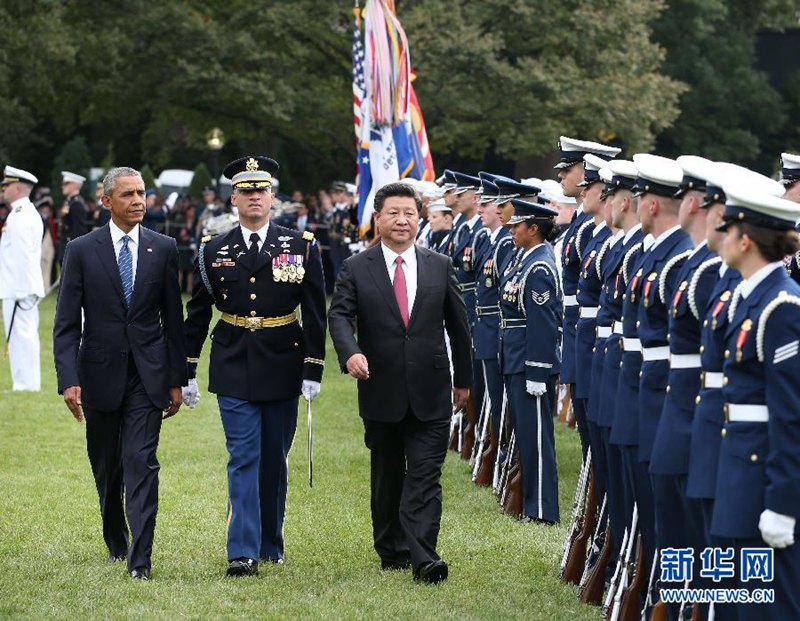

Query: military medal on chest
[643,272,658,308]
[672,280,688,317]
[272,253,305,283]
[564,236,575,265]
[483,258,494,286]
[462,246,472,271]
[630,267,643,304]
[581,250,597,279]
[735,317,752,362]
[711,290,731,330]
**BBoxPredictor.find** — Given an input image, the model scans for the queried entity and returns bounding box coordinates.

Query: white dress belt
[703,372,723,389]
[726,403,768,423]
[563,295,578,307]
[613,321,624,335]
[670,353,701,369]
[580,306,599,319]
[642,346,670,361]
[596,326,612,338]
[622,337,641,352]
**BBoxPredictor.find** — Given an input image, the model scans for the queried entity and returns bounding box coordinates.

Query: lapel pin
[146,247,153,252]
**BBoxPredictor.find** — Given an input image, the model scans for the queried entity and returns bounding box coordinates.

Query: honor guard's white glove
[526,380,547,397]
[182,378,201,409]
[302,380,321,402]
[759,509,796,548]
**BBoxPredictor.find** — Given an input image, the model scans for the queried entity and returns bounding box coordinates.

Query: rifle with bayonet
[561,448,591,575]
[562,463,598,584]
[491,390,509,492]
[459,393,478,460]
[579,494,610,604]
[470,389,491,474]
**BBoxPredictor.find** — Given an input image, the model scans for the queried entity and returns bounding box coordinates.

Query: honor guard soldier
[0,165,45,391]
[499,199,562,523]
[710,187,800,620]
[779,153,800,284]
[630,154,694,588]
[555,136,621,458]
[493,177,542,271]
[425,199,453,254]
[328,181,355,282]
[58,170,89,264]
[593,161,644,576]
[182,156,327,577]
[471,173,513,484]
[574,153,615,513]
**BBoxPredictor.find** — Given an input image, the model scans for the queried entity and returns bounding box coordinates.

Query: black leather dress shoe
[108,553,127,563]
[414,560,448,584]
[226,558,259,577]
[381,559,412,571]
[130,568,150,581]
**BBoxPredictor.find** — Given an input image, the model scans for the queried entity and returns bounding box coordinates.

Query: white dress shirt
[381,243,418,317]
[109,220,140,285]
[241,222,270,252]
[651,224,682,251]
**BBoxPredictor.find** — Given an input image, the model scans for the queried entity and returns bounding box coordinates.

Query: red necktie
[393,256,409,327]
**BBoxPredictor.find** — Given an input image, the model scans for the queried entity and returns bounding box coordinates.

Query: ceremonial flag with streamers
[353,0,435,236]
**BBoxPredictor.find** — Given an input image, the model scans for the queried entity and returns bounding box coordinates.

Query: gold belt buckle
[246,316,262,330]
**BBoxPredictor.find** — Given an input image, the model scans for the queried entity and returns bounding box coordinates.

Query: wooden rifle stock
[474,423,496,487]
[649,601,667,621]
[502,462,522,518]
[562,470,598,585]
[580,527,612,605]
[460,394,478,460]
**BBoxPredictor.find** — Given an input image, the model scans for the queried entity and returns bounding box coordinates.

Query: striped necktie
[119,235,133,306]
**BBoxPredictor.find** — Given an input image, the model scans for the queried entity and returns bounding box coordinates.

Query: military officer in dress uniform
[58,170,89,265]
[555,136,621,459]
[426,199,453,254]
[0,166,45,391]
[182,156,327,577]
[471,174,513,484]
[329,181,355,282]
[499,198,562,523]
[593,160,644,576]
[710,186,800,619]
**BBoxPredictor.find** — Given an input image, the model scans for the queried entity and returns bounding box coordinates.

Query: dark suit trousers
[363,410,450,572]
[84,357,162,571]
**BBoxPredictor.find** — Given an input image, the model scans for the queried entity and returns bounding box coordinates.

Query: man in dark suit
[53,166,186,581]
[328,182,472,584]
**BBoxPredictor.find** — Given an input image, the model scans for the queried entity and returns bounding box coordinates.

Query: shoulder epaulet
[621,242,643,287]
[658,249,693,305]
[727,280,746,324]
[575,220,593,261]
[688,256,723,320]
[201,235,212,243]
[756,292,800,362]
[303,231,315,241]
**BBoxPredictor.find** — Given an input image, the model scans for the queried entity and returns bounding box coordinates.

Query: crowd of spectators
[0,179,359,296]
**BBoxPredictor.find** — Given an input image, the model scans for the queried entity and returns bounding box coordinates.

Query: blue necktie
[119,235,133,306]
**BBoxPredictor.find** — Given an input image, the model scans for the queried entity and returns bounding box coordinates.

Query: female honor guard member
[499,198,562,523]
[183,156,327,576]
[711,186,800,619]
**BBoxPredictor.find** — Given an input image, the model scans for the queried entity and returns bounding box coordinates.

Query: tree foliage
[0,0,796,189]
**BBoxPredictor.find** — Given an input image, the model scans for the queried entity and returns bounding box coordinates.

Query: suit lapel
[366,245,405,327]
[407,247,428,330]
[95,225,126,306]
[130,226,153,311]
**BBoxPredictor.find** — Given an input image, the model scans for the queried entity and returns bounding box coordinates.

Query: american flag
[352,7,365,143]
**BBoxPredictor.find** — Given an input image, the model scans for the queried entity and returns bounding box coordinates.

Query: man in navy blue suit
[53,167,187,581]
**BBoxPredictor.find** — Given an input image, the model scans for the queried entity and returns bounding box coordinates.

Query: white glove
[181,378,201,409]
[302,380,321,402]
[759,509,796,548]
[526,380,547,397]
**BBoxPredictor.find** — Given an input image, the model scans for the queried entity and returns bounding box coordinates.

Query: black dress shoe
[381,559,412,571]
[130,568,150,581]
[108,553,127,563]
[414,560,448,584]
[226,558,259,577]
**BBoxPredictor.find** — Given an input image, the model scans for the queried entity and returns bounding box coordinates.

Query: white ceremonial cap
[61,170,86,185]
[719,185,800,231]
[2,165,38,185]
[780,152,800,185]
[427,199,452,213]
[554,136,622,169]
[631,154,683,197]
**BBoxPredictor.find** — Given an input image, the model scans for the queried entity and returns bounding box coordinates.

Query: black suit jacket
[328,244,471,422]
[53,224,187,411]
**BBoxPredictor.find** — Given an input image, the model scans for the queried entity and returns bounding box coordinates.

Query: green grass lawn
[0,293,599,620]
